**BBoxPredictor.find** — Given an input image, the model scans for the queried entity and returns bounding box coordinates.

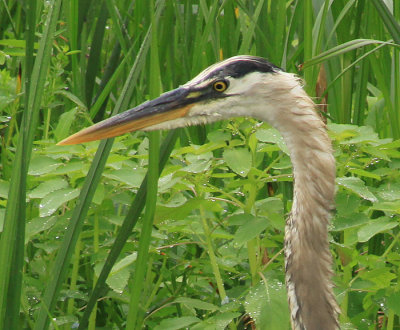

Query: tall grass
[0,0,399,328]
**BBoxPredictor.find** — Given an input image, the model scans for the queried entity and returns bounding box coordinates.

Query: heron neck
[258,99,339,330]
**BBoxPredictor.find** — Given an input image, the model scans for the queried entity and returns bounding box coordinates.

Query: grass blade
[0,1,61,328]
[303,38,399,68]
[371,0,400,44]
[126,1,162,326]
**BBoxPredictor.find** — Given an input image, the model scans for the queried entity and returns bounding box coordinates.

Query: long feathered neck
[254,73,340,329]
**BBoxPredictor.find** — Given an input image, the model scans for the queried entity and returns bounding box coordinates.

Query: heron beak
[57,87,193,145]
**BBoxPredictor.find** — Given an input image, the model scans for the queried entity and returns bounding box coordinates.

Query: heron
[58,55,340,330]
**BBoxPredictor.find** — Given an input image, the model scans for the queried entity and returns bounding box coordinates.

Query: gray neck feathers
[256,73,340,330]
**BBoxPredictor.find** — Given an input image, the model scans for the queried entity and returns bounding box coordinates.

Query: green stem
[199,203,227,303]
[67,235,81,315]
[244,175,258,285]
[88,214,99,330]
[340,231,351,324]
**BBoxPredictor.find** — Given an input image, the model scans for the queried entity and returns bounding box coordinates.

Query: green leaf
[386,291,400,316]
[331,213,370,231]
[28,156,62,176]
[233,215,269,245]
[348,168,381,180]
[175,297,218,311]
[357,217,398,242]
[154,316,200,330]
[335,192,361,216]
[255,128,289,154]
[359,268,397,289]
[103,168,146,188]
[54,108,78,141]
[107,267,130,293]
[28,178,69,199]
[54,90,87,110]
[336,177,377,202]
[39,188,79,217]
[223,148,252,177]
[376,183,400,201]
[191,312,240,329]
[25,216,57,244]
[372,201,400,213]
[245,279,290,330]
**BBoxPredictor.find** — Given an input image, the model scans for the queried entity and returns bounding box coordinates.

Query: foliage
[0,0,399,329]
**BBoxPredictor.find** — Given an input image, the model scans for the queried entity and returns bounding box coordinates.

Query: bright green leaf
[357,217,398,242]
[233,216,269,245]
[154,316,200,330]
[255,128,289,154]
[28,178,69,199]
[223,148,252,177]
[28,156,62,176]
[245,279,290,330]
[336,177,377,202]
[175,297,218,311]
[39,188,79,217]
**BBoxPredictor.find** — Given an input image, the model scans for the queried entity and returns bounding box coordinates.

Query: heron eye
[213,80,228,92]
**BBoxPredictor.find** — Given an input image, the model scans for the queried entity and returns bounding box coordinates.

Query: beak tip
[57,135,79,146]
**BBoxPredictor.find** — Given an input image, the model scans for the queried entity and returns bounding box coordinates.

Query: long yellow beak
[57,87,193,145]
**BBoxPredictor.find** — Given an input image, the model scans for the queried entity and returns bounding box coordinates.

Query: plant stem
[199,203,227,303]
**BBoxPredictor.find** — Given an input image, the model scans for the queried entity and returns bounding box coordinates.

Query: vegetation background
[0,0,399,329]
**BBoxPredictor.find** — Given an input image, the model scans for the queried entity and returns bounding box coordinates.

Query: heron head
[57,56,282,145]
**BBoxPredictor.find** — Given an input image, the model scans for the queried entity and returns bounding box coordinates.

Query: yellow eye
[213,80,228,92]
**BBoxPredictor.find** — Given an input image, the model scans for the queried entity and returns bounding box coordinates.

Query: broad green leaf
[348,168,381,180]
[28,156,62,176]
[359,268,397,289]
[28,178,69,199]
[154,316,200,330]
[386,292,400,316]
[54,108,78,141]
[223,148,252,177]
[191,312,241,329]
[255,128,289,154]
[372,201,400,213]
[110,253,137,276]
[175,297,218,311]
[25,216,57,244]
[245,279,290,330]
[103,168,146,188]
[52,161,89,175]
[336,177,377,202]
[182,160,211,173]
[357,217,398,242]
[329,124,381,144]
[228,213,255,226]
[107,267,130,293]
[376,183,400,201]
[233,216,269,245]
[39,188,79,217]
[331,213,370,231]
[335,192,361,216]
[207,130,230,142]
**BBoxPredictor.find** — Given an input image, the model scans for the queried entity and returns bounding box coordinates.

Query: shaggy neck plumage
[283,115,339,330]
[255,75,340,330]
